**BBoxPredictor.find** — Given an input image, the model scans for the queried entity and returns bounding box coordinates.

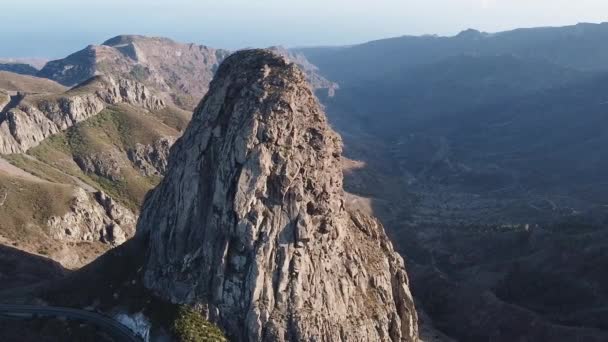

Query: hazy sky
[1,0,607,58]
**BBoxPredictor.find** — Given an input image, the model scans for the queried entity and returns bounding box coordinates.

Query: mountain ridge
[38,35,230,110]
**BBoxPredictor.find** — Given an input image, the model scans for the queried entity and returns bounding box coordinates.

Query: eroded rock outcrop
[138,50,418,341]
[74,150,126,182]
[127,136,176,176]
[48,188,136,245]
[0,76,165,154]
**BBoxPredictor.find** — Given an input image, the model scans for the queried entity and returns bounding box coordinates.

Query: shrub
[171,306,227,342]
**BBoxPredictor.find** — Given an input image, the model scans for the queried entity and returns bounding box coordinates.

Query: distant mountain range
[296,21,608,213]
[297,22,608,83]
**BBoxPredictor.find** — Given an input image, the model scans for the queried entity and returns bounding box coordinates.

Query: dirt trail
[0,156,47,182]
[0,154,97,193]
[19,154,98,192]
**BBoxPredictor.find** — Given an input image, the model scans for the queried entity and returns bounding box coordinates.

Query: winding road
[0,304,140,342]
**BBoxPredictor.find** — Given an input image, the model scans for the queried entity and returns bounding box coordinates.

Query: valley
[298,22,608,341]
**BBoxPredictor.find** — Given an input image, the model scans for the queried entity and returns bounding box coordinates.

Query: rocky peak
[138,49,418,341]
[38,35,230,110]
[268,46,339,97]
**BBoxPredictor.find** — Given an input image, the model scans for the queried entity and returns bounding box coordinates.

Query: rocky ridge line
[0,76,165,154]
[38,35,230,109]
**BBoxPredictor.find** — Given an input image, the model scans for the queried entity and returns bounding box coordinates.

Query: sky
[1,0,607,58]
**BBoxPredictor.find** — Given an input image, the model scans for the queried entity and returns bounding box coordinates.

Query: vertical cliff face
[138,50,418,341]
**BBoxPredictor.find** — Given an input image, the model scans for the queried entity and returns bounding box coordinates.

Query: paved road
[0,304,140,342]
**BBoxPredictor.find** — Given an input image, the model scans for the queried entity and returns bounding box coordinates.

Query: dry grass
[0,90,8,104]
[0,71,67,94]
[29,104,179,210]
[3,154,79,185]
[0,171,73,248]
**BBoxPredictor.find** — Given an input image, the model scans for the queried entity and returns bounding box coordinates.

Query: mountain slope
[38,35,230,109]
[294,22,608,341]
[0,63,39,76]
[0,72,67,94]
[0,75,166,154]
[0,70,189,268]
[137,50,418,341]
[298,22,608,85]
[319,54,588,138]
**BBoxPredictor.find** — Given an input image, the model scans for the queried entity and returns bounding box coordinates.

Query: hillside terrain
[298,22,608,85]
[298,22,608,341]
[0,63,39,76]
[37,35,230,110]
[0,70,188,269]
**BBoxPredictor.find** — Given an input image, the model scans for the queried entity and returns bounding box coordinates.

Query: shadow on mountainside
[341,144,608,341]
[0,244,68,293]
[0,236,147,308]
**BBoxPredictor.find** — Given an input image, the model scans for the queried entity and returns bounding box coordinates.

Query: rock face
[138,50,418,341]
[0,76,165,154]
[268,47,339,97]
[127,137,176,176]
[48,189,136,245]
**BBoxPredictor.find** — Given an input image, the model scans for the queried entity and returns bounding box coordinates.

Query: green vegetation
[50,240,228,342]
[88,171,160,211]
[28,105,178,211]
[153,105,192,131]
[129,65,151,83]
[170,306,227,342]
[137,297,227,342]
[3,154,77,185]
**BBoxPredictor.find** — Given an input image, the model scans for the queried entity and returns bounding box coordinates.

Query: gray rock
[48,188,136,245]
[38,35,230,110]
[74,150,126,181]
[127,137,176,176]
[0,76,165,154]
[138,50,418,341]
